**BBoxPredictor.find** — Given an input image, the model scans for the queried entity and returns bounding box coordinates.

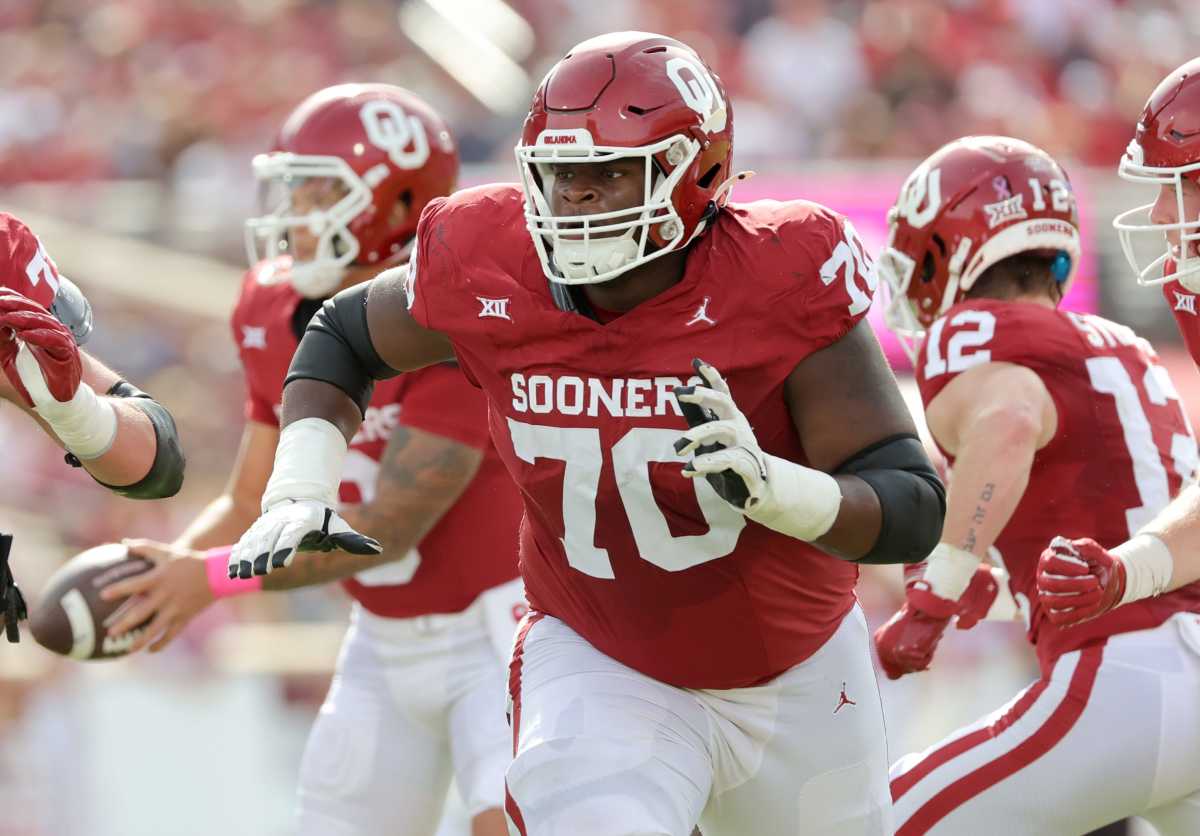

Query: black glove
[0,533,27,643]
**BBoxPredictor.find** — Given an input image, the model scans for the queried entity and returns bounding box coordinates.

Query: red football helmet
[245,84,458,298]
[880,136,1081,360]
[516,31,735,284]
[1115,57,1200,290]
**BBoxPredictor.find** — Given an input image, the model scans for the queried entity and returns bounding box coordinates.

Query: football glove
[673,358,841,542]
[0,291,82,406]
[227,500,381,579]
[1037,537,1126,626]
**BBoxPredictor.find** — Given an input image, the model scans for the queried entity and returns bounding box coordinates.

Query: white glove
[673,359,842,542]
[229,418,381,578]
[227,499,381,579]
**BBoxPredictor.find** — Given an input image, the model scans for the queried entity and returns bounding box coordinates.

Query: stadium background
[0,1,1196,833]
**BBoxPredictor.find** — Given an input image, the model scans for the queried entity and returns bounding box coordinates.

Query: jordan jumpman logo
[834,682,856,714]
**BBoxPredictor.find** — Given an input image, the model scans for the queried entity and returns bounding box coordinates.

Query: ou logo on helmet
[666,57,727,134]
[360,100,431,170]
[894,164,942,229]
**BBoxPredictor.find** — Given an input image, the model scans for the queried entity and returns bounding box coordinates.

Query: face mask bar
[877,246,924,365]
[244,153,372,298]
[515,135,699,285]
[1114,149,1200,289]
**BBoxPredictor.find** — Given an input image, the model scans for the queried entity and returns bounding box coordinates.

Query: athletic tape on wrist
[744,453,842,542]
[205,547,261,597]
[1113,533,1174,605]
[39,381,118,460]
[259,417,347,511]
[921,543,980,601]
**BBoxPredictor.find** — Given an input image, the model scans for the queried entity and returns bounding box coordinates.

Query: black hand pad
[671,358,751,509]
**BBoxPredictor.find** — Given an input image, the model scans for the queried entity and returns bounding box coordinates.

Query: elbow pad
[836,434,946,565]
[285,283,397,416]
[93,381,185,499]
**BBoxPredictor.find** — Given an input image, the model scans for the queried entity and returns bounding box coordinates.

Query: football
[29,543,154,660]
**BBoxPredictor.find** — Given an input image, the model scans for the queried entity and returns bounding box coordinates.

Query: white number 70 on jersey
[506,420,746,578]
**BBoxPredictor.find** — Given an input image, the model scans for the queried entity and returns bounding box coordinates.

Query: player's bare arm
[1137,483,1200,593]
[785,318,942,561]
[926,360,1057,560]
[264,423,482,590]
[673,323,944,565]
[2,345,183,496]
[279,272,453,442]
[101,422,482,648]
[173,420,279,550]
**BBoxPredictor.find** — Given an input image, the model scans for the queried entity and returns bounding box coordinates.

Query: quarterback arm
[104,420,482,651]
[173,420,279,550]
[3,349,183,496]
[786,319,946,562]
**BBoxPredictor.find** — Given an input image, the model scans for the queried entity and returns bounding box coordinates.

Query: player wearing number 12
[877,136,1200,834]
[232,31,946,836]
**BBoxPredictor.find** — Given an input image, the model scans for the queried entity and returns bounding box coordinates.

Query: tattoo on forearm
[263,424,481,592]
[962,482,995,554]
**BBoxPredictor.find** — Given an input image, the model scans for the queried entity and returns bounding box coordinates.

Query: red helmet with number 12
[245,83,458,298]
[880,135,1081,361]
[516,32,736,285]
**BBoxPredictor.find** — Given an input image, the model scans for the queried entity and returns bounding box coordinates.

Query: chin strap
[712,170,755,205]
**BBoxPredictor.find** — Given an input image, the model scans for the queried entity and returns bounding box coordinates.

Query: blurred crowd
[0,2,1194,832]
[0,0,1197,189]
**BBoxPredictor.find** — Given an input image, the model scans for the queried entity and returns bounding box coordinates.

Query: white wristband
[37,381,118,460]
[744,453,842,542]
[922,543,980,600]
[1113,533,1174,605]
[260,418,347,511]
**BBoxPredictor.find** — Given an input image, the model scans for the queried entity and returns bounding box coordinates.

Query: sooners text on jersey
[917,299,1200,672]
[232,258,521,618]
[407,183,878,689]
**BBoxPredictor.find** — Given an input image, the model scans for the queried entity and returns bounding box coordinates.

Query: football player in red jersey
[876,135,1200,835]
[1037,57,1200,631]
[0,213,185,639]
[231,33,946,836]
[99,85,522,836]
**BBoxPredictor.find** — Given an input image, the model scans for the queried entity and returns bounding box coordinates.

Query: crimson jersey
[406,183,878,689]
[231,260,520,618]
[1,213,61,308]
[917,299,1200,672]
[1161,268,1200,366]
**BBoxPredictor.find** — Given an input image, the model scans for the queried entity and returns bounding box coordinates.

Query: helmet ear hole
[921,251,937,283]
[696,163,721,189]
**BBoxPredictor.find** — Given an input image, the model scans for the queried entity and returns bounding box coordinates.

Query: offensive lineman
[875,135,1200,834]
[1038,58,1200,643]
[98,85,523,836]
[231,33,945,836]
[0,213,185,637]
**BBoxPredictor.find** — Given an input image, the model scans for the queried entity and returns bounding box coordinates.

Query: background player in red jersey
[231,32,946,836]
[1038,57,1200,628]
[876,135,1200,834]
[0,212,185,638]
[98,85,522,836]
